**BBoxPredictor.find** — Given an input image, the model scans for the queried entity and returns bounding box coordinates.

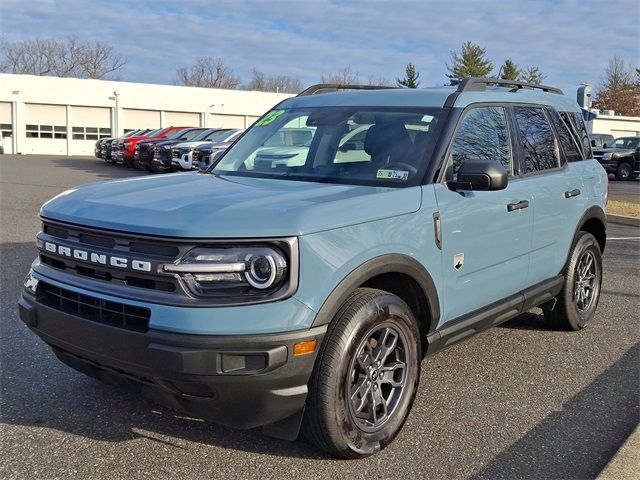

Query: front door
[434,105,533,325]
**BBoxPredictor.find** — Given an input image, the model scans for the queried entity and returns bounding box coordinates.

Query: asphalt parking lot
[1,155,639,479]
[607,177,640,203]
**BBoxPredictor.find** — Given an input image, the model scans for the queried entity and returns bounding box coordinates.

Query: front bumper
[172,153,194,170]
[18,290,325,432]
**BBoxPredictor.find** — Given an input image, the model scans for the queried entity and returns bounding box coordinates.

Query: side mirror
[448,159,508,191]
[602,143,608,148]
[339,142,357,152]
[591,140,597,147]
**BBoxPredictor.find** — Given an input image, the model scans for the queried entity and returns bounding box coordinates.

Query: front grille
[40,221,181,294]
[37,281,150,332]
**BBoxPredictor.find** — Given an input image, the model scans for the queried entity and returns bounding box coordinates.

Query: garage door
[164,111,200,127]
[69,106,112,155]
[245,116,260,127]
[210,114,246,128]
[24,103,67,155]
[0,102,13,154]
[123,109,161,131]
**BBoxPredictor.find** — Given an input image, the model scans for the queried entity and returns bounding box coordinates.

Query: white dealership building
[0,74,292,156]
[1,73,638,156]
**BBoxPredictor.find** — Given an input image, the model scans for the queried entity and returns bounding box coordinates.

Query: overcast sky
[1,0,638,95]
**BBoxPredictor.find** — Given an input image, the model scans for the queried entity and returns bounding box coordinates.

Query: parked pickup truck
[19,78,607,458]
[167,129,237,171]
[593,136,640,180]
[113,127,191,168]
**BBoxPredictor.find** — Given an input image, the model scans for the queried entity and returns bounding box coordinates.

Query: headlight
[602,152,611,160]
[162,245,291,299]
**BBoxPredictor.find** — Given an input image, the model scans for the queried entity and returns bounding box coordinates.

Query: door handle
[564,189,581,198]
[507,200,529,212]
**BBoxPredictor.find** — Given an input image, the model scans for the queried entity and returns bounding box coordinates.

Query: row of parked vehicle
[94,127,244,172]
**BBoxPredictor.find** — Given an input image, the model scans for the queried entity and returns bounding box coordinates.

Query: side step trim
[426,275,564,355]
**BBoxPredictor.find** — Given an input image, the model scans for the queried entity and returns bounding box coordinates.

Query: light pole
[108,90,120,136]
[11,90,19,154]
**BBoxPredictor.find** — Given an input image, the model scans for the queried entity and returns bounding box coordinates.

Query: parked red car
[113,127,193,168]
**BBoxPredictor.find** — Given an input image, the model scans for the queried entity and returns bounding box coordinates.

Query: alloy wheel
[347,323,408,432]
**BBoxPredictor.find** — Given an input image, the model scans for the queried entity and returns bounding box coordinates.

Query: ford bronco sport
[19,78,607,458]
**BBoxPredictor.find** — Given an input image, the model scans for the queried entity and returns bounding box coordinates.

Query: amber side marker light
[293,339,317,356]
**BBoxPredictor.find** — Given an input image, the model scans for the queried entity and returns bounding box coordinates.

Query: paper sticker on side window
[376,169,409,181]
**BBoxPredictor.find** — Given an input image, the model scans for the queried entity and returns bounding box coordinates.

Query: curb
[607,214,640,227]
[597,425,640,479]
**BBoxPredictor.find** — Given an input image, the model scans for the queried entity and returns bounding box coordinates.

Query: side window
[561,111,591,159]
[514,106,559,173]
[548,109,582,163]
[450,106,512,176]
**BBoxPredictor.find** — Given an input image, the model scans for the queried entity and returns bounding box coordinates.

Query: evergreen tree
[499,59,520,80]
[520,66,545,84]
[397,62,420,88]
[446,41,494,85]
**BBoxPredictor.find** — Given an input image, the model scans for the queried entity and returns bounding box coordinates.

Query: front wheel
[150,162,169,174]
[543,232,602,330]
[302,288,421,458]
[615,162,633,181]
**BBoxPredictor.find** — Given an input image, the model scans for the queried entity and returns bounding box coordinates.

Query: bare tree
[244,68,302,93]
[0,37,126,79]
[593,55,639,116]
[81,41,126,79]
[321,66,360,84]
[176,57,241,89]
[367,75,392,86]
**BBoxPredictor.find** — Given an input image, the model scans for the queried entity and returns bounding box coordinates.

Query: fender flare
[310,254,440,333]
[562,205,607,273]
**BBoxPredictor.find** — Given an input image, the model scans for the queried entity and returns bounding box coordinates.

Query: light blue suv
[19,78,607,458]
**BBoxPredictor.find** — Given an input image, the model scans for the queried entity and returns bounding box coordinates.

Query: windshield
[610,137,639,149]
[209,129,240,142]
[165,128,192,139]
[212,107,443,187]
[177,128,206,141]
[144,128,162,137]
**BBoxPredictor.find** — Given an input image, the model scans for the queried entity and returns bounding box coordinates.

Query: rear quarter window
[548,109,583,163]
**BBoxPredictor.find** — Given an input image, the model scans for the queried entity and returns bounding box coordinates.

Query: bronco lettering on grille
[43,241,151,272]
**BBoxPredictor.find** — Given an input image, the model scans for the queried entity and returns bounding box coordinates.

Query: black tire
[615,162,633,181]
[302,288,421,458]
[150,162,169,174]
[543,232,602,330]
[133,158,147,171]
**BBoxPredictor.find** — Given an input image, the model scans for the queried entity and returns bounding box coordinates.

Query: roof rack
[444,77,563,107]
[297,83,397,97]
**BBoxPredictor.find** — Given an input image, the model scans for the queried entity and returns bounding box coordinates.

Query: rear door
[509,106,586,286]
[434,105,533,324]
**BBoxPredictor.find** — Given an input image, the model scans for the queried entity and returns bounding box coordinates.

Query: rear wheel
[543,232,602,330]
[615,162,633,181]
[303,288,421,458]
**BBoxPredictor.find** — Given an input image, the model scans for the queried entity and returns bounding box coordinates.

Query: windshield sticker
[376,169,409,181]
[255,110,285,127]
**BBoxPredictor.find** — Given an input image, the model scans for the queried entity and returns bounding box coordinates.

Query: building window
[72,126,111,140]
[25,124,67,139]
[1,123,13,138]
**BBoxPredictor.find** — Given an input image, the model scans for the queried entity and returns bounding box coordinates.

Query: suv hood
[40,173,421,238]
[594,147,636,155]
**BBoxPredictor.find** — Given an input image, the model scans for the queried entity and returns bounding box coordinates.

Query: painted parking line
[608,237,640,241]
